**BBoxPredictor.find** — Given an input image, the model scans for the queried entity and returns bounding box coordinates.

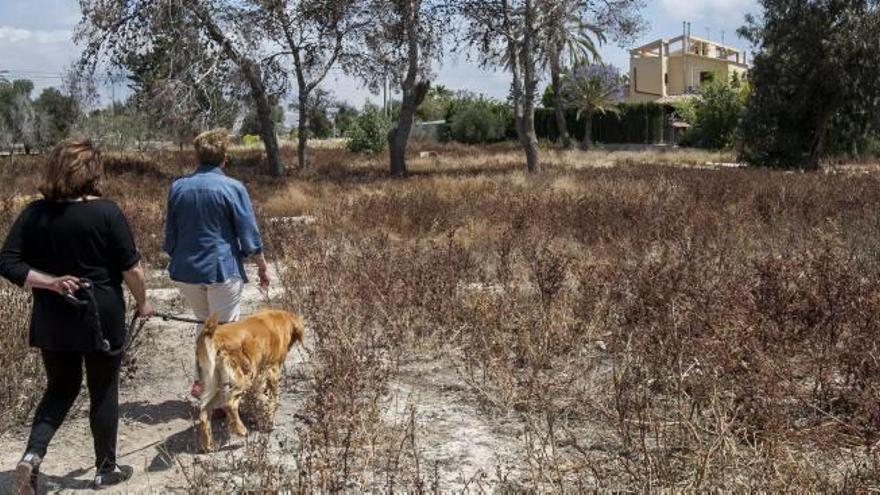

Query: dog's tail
[287,312,305,349]
[203,314,220,338]
[196,314,220,399]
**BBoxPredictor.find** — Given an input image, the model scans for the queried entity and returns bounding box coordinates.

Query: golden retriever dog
[195,309,304,451]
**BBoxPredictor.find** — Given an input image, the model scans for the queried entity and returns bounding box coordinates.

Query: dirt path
[0,268,296,493]
[0,268,526,493]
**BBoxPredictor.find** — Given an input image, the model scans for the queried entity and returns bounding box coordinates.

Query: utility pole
[382,74,388,118]
[683,21,690,92]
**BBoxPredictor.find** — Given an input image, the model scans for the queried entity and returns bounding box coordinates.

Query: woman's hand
[123,263,153,319]
[23,271,82,294]
[258,266,271,290]
[253,253,271,289]
[137,301,155,318]
[49,275,80,294]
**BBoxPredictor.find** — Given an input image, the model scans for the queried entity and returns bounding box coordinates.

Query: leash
[62,279,163,356]
[120,314,147,357]
[152,311,204,324]
[61,278,278,358]
[150,281,274,325]
[62,279,124,356]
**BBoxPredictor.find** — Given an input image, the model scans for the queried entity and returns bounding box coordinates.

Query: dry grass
[2,144,880,490]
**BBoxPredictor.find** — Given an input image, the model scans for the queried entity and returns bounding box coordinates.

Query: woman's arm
[163,188,177,256]
[252,252,271,289]
[106,203,153,317]
[25,270,82,294]
[122,262,154,317]
[0,206,33,287]
[1,207,83,295]
[229,184,270,288]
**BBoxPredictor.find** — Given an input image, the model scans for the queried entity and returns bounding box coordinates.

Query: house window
[633,67,638,91]
[700,71,715,84]
[664,73,669,84]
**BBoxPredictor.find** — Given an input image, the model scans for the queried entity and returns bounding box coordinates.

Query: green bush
[346,103,389,155]
[687,80,746,150]
[242,134,262,147]
[866,138,880,158]
[449,98,510,144]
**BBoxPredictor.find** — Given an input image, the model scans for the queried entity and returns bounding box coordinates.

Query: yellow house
[627,34,749,103]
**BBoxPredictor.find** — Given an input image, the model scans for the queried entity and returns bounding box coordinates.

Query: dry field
[2,143,880,491]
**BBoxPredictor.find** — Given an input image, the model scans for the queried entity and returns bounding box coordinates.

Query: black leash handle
[60,278,134,356]
[59,279,206,356]
[61,279,92,307]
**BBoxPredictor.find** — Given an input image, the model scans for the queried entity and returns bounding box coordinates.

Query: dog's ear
[204,313,220,336]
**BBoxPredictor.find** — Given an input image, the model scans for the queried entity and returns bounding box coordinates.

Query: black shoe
[92,464,133,490]
[13,452,40,495]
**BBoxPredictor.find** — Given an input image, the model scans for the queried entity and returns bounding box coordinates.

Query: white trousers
[177,278,244,382]
[175,278,244,323]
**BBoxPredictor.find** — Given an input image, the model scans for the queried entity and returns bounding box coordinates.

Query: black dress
[0,199,140,352]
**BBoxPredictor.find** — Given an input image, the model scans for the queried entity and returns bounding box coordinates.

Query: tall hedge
[536,102,669,144]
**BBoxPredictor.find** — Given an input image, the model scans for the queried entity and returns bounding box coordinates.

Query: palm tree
[541,0,606,148]
[563,63,624,150]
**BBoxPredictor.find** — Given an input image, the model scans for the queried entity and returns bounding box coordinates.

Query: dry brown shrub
[4,146,880,490]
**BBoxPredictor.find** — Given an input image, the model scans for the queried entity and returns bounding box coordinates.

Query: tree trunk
[549,49,571,148]
[241,57,282,175]
[297,92,309,170]
[521,111,540,172]
[387,0,427,177]
[388,124,409,177]
[807,116,829,171]
[389,81,429,177]
[580,111,594,150]
[251,83,283,176]
[519,0,540,172]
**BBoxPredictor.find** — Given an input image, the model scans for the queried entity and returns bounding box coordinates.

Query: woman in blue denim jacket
[163,129,270,397]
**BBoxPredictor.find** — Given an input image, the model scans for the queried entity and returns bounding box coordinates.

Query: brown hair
[193,128,229,166]
[39,139,103,201]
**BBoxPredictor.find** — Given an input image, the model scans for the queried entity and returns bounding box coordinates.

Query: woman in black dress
[0,139,153,493]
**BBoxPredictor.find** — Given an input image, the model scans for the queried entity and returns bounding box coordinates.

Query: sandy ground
[0,267,526,493]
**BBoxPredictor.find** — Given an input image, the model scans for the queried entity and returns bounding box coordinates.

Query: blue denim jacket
[163,164,262,284]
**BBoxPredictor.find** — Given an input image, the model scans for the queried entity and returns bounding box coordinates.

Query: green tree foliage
[738,0,880,169]
[449,97,511,144]
[75,100,154,150]
[0,79,36,152]
[346,103,389,155]
[0,79,78,153]
[34,88,80,145]
[120,4,242,148]
[308,107,334,139]
[78,0,287,175]
[334,104,359,137]
[540,83,561,109]
[562,63,624,149]
[688,80,748,150]
[240,102,285,137]
[291,88,335,140]
[416,85,454,121]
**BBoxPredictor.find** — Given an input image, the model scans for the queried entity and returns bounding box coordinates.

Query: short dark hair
[39,139,103,201]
